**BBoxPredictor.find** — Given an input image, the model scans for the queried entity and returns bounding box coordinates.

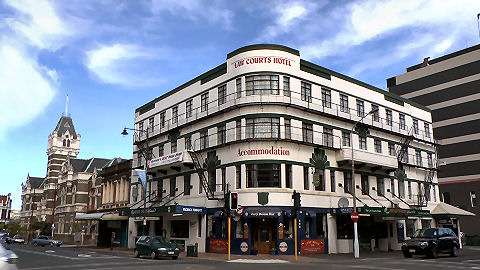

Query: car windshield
[153,236,168,244]
[413,228,437,238]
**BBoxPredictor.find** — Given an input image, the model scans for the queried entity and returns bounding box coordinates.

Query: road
[7,244,480,270]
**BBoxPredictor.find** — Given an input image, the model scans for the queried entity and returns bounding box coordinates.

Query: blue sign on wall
[175,205,206,214]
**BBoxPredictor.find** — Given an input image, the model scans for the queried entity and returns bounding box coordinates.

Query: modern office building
[125,44,454,254]
[388,44,479,238]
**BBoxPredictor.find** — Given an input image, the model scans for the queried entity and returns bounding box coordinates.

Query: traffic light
[292,190,301,216]
[229,192,238,210]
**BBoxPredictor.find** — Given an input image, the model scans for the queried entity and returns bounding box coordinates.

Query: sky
[1,0,480,210]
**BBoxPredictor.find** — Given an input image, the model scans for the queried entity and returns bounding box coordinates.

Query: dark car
[31,235,62,247]
[402,228,459,258]
[134,236,180,260]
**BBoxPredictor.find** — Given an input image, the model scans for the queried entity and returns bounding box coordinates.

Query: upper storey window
[246,117,280,139]
[283,76,290,97]
[218,85,226,105]
[201,93,209,112]
[340,94,349,113]
[322,88,331,108]
[246,75,279,95]
[386,109,392,126]
[301,82,312,102]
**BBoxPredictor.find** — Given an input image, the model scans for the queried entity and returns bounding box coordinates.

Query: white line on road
[228,259,289,264]
[14,248,82,260]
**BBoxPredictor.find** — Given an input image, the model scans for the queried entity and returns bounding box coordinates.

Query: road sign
[235,205,244,215]
[351,212,359,222]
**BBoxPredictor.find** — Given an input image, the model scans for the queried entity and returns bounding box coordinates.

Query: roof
[54,116,77,139]
[431,202,475,216]
[28,177,44,189]
[70,158,114,173]
[0,196,8,203]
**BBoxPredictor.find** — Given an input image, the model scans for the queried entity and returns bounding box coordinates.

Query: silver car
[31,235,62,247]
[0,240,18,270]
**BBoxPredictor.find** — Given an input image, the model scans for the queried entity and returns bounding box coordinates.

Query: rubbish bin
[187,245,195,257]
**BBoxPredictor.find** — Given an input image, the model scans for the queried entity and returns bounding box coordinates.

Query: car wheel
[150,251,157,260]
[50,242,54,247]
[57,244,61,247]
[429,247,438,258]
[134,249,140,258]
[172,256,178,260]
[403,251,412,258]
[33,242,38,247]
[451,246,458,257]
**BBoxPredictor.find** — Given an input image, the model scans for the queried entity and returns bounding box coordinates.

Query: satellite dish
[338,197,349,208]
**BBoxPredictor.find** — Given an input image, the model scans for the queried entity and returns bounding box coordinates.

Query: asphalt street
[7,244,480,270]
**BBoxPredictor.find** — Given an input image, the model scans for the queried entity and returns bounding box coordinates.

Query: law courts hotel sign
[231,56,295,69]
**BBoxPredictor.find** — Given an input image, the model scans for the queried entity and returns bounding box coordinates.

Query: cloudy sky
[1,0,480,209]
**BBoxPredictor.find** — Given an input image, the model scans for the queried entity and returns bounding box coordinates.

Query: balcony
[336,148,397,170]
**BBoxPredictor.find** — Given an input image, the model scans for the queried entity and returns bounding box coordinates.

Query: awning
[244,207,283,218]
[75,212,105,220]
[431,202,475,216]
[102,213,129,221]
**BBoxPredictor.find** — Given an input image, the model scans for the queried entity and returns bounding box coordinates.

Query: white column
[327,214,337,254]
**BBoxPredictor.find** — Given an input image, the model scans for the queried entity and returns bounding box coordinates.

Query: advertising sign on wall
[209,239,228,253]
[300,239,325,254]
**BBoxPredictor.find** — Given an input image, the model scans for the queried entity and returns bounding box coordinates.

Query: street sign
[351,212,359,222]
[235,205,244,215]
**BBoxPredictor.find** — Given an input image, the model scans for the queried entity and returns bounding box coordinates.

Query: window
[185,135,192,150]
[171,220,189,238]
[149,117,154,132]
[402,148,409,163]
[301,82,312,102]
[433,185,436,202]
[170,177,176,197]
[424,122,430,138]
[184,175,191,196]
[374,139,382,153]
[302,122,313,143]
[342,132,350,147]
[340,94,349,113]
[398,179,405,198]
[388,143,395,156]
[371,104,379,121]
[186,99,193,118]
[322,88,331,108]
[283,76,290,96]
[246,164,280,188]
[330,170,335,192]
[137,153,143,167]
[344,172,352,193]
[442,192,451,204]
[427,153,433,168]
[361,175,369,195]
[160,111,166,128]
[376,177,384,196]
[171,140,177,153]
[415,150,422,166]
[314,168,325,191]
[356,99,364,117]
[413,119,419,134]
[138,121,144,137]
[286,164,292,189]
[284,119,291,139]
[304,166,310,190]
[236,165,241,189]
[386,109,392,126]
[159,144,164,156]
[236,120,241,140]
[323,128,333,147]
[201,93,209,112]
[390,179,395,196]
[236,78,242,98]
[221,168,226,191]
[399,114,406,130]
[208,170,216,192]
[408,181,412,199]
[359,136,367,150]
[246,117,280,139]
[245,75,279,95]
[218,85,226,105]
[470,191,477,207]
[200,130,208,149]
[172,106,178,124]
[217,125,226,145]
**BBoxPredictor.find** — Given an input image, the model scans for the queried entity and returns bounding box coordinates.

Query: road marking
[21,260,156,270]
[45,250,55,253]
[14,248,82,260]
[228,259,289,264]
[78,254,92,257]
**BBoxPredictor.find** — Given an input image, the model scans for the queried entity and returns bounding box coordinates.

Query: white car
[0,240,18,270]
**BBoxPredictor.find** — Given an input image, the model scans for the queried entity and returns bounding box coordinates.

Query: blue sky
[1,0,480,210]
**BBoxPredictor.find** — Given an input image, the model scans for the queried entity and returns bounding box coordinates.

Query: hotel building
[126,44,452,254]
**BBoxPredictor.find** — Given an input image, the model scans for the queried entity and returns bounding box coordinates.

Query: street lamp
[121,127,150,236]
[351,108,378,258]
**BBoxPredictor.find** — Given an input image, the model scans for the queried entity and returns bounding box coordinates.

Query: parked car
[402,228,459,258]
[0,240,18,270]
[31,235,62,247]
[8,236,24,245]
[134,235,180,260]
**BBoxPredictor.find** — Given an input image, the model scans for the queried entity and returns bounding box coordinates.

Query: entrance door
[252,219,277,254]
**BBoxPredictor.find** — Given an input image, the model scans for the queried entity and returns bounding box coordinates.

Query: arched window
[67,139,70,147]
[63,139,66,146]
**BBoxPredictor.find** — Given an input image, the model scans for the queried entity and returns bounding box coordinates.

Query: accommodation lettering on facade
[127,44,444,254]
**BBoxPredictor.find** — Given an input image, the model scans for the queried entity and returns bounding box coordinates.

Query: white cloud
[86,44,164,87]
[301,0,480,60]
[0,44,56,140]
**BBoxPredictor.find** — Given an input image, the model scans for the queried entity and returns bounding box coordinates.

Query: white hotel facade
[126,44,445,255]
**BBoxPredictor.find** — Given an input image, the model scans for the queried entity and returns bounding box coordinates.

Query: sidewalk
[83,246,404,263]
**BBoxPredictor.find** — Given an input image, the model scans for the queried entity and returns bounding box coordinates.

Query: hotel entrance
[251,218,277,254]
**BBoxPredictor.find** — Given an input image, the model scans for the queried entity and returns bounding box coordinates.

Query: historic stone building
[0,193,12,225]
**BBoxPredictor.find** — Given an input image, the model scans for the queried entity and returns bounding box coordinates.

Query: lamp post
[351,108,378,258]
[122,127,150,236]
